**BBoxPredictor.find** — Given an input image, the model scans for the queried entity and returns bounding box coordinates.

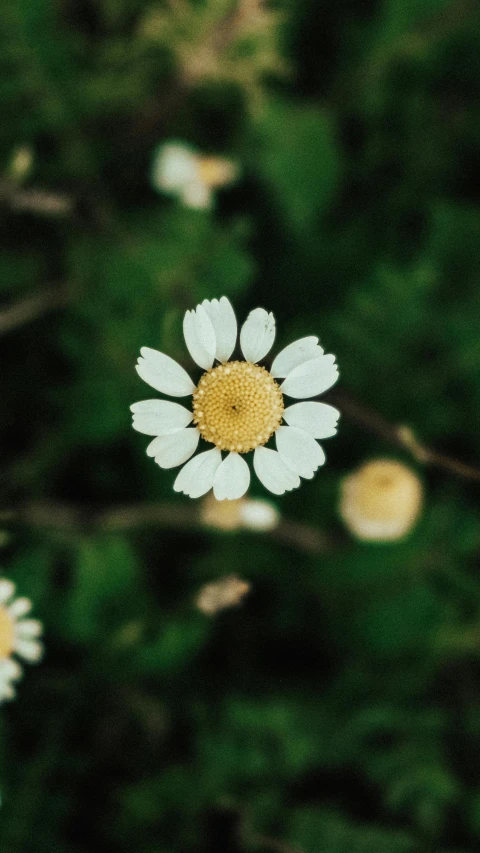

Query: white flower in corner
[131,297,340,499]
[151,142,239,210]
[0,579,43,703]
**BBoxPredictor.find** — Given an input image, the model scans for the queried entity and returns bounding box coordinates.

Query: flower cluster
[131,296,340,499]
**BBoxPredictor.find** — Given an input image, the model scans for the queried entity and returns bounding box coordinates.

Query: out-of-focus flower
[200,493,280,531]
[340,458,423,542]
[139,1,286,111]
[196,575,251,615]
[0,579,43,703]
[151,142,239,209]
[131,296,340,499]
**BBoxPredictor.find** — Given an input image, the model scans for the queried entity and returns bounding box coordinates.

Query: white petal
[0,681,16,701]
[173,447,222,498]
[275,426,325,479]
[253,447,300,496]
[152,429,200,469]
[136,348,195,397]
[271,336,323,378]
[14,638,43,663]
[240,308,276,363]
[281,354,339,399]
[201,297,237,362]
[283,401,340,438]
[7,597,31,618]
[15,619,43,639]
[131,399,193,436]
[0,658,22,679]
[181,180,212,210]
[0,580,15,605]
[213,453,250,500]
[183,305,217,369]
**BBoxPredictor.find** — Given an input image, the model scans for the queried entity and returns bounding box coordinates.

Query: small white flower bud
[196,575,251,616]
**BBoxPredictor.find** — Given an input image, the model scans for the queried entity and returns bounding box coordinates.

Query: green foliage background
[1,0,480,850]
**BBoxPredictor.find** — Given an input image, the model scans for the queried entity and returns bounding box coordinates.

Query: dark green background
[1,0,480,851]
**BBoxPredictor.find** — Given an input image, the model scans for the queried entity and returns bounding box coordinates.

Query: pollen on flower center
[0,607,15,659]
[192,361,284,453]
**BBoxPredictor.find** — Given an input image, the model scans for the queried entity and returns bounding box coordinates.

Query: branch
[331,390,480,484]
[0,286,71,336]
[247,833,303,853]
[0,500,330,553]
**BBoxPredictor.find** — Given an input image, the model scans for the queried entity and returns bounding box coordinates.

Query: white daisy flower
[131,297,340,500]
[0,579,43,703]
[151,142,239,210]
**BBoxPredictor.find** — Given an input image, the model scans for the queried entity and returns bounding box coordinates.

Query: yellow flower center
[0,606,15,658]
[193,361,284,453]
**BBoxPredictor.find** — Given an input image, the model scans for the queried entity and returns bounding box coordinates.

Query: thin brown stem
[0,500,330,553]
[248,832,303,853]
[0,287,71,336]
[331,390,480,484]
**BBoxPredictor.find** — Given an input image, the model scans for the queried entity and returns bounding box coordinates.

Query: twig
[8,186,74,218]
[273,518,331,553]
[0,287,71,336]
[331,390,480,484]
[0,500,194,533]
[248,832,303,853]
[0,500,329,553]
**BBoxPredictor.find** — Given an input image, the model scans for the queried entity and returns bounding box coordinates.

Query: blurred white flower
[196,575,251,616]
[0,579,43,703]
[238,498,280,530]
[200,493,280,531]
[151,142,239,209]
[340,458,423,542]
[131,297,340,499]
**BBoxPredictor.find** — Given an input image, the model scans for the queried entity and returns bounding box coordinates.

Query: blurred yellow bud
[9,146,34,182]
[197,156,239,190]
[340,459,423,542]
[196,575,251,616]
[200,493,280,532]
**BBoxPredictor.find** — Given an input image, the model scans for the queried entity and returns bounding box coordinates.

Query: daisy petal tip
[281,353,340,399]
[271,336,323,378]
[183,304,216,370]
[240,307,276,363]
[276,426,325,480]
[253,446,300,496]
[213,453,250,501]
[173,448,222,499]
[201,295,237,362]
[152,429,200,469]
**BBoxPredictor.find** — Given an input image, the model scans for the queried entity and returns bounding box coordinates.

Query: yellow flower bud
[340,459,423,541]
